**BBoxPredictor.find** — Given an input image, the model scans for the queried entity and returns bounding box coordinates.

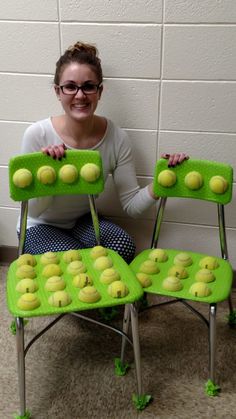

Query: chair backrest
[151,158,233,259]
[8,150,104,255]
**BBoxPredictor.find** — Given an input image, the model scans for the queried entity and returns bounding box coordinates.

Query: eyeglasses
[59,82,102,95]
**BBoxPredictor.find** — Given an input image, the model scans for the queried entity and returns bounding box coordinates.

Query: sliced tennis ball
[168,265,188,279]
[108,281,129,298]
[48,290,71,307]
[184,171,203,190]
[90,245,108,259]
[62,249,82,263]
[42,263,62,278]
[67,260,86,275]
[162,276,183,291]
[37,165,56,185]
[78,286,101,303]
[45,276,66,291]
[59,164,78,184]
[94,256,113,271]
[189,282,211,297]
[13,168,33,188]
[195,269,215,283]
[139,260,160,274]
[148,248,168,262]
[174,252,193,267]
[40,251,59,265]
[136,272,152,288]
[80,163,100,182]
[199,256,219,270]
[16,254,37,267]
[209,176,228,194]
[17,293,40,310]
[16,265,36,279]
[73,273,93,288]
[100,268,120,285]
[158,169,177,187]
[16,278,38,293]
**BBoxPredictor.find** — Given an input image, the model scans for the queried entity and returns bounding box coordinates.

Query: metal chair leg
[120,304,131,365]
[209,304,217,383]
[130,303,142,396]
[16,317,26,417]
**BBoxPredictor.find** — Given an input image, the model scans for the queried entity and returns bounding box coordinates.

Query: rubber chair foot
[227,310,236,327]
[114,357,130,376]
[132,394,152,410]
[205,379,221,396]
[14,410,31,419]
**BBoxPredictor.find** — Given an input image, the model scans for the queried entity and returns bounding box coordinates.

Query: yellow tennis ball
[108,281,129,298]
[67,260,86,275]
[94,256,113,271]
[13,168,33,188]
[174,252,193,267]
[158,170,176,187]
[16,254,37,267]
[62,249,82,263]
[90,246,108,259]
[195,269,215,283]
[16,265,36,279]
[80,163,100,182]
[48,290,71,307]
[59,164,78,184]
[162,276,183,291]
[209,176,228,194]
[168,265,188,279]
[136,272,152,288]
[199,256,219,270]
[189,282,211,297]
[139,260,160,274]
[184,171,203,190]
[100,268,120,285]
[37,165,56,185]
[16,278,38,293]
[73,273,93,288]
[42,263,62,278]
[45,276,66,291]
[148,249,168,262]
[40,251,59,265]
[78,286,101,303]
[17,293,40,310]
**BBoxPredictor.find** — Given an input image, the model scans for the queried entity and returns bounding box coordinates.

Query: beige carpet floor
[1,263,236,419]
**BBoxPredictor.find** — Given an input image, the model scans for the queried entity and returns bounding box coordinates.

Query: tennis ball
[42,263,62,278]
[13,168,33,188]
[168,265,188,279]
[78,286,101,303]
[16,265,36,279]
[189,282,211,297]
[80,163,100,182]
[16,278,38,294]
[16,254,37,267]
[59,164,78,184]
[174,253,193,267]
[195,269,215,283]
[148,248,168,263]
[17,293,40,310]
[139,260,160,274]
[209,175,228,194]
[62,249,82,263]
[45,276,66,292]
[73,273,93,288]
[158,170,176,187]
[67,260,86,275]
[108,281,129,298]
[37,165,56,185]
[100,268,120,285]
[162,276,183,291]
[94,256,113,271]
[136,272,152,288]
[90,246,108,259]
[48,290,71,307]
[199,256,219,270]
[184,171,203,190]
[40,251,59,265]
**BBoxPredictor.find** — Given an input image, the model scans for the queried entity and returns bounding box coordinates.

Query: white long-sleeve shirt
[17,117,156,230]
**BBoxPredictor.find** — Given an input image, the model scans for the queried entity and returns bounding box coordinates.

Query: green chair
[129,158,235,396]
[6,150,149,419]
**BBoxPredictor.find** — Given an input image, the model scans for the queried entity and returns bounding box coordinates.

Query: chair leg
[16,317,27,417]
[130,303,142,396]
[120,304,131,365]
[209,303,217,384]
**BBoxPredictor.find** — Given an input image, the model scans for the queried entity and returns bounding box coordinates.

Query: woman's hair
[54,41,103,85]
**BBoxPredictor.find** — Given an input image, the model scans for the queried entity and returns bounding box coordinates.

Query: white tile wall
[1,0,236,268]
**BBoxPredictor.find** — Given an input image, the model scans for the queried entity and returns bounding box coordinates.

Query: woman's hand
[161,152,189,167]
[41,143,67,159]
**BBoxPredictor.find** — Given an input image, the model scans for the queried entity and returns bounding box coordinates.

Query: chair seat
[7,248,143,318]
[130,248,233,304]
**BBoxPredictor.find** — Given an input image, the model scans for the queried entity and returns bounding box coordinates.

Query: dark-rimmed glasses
[58,82,102,95]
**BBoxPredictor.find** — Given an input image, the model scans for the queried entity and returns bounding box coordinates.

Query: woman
[18,41,188,263]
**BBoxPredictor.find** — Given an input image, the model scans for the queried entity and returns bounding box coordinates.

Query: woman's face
[55,62,103,121]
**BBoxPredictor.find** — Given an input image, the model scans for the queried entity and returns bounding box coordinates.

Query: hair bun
[67,41,98,57]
